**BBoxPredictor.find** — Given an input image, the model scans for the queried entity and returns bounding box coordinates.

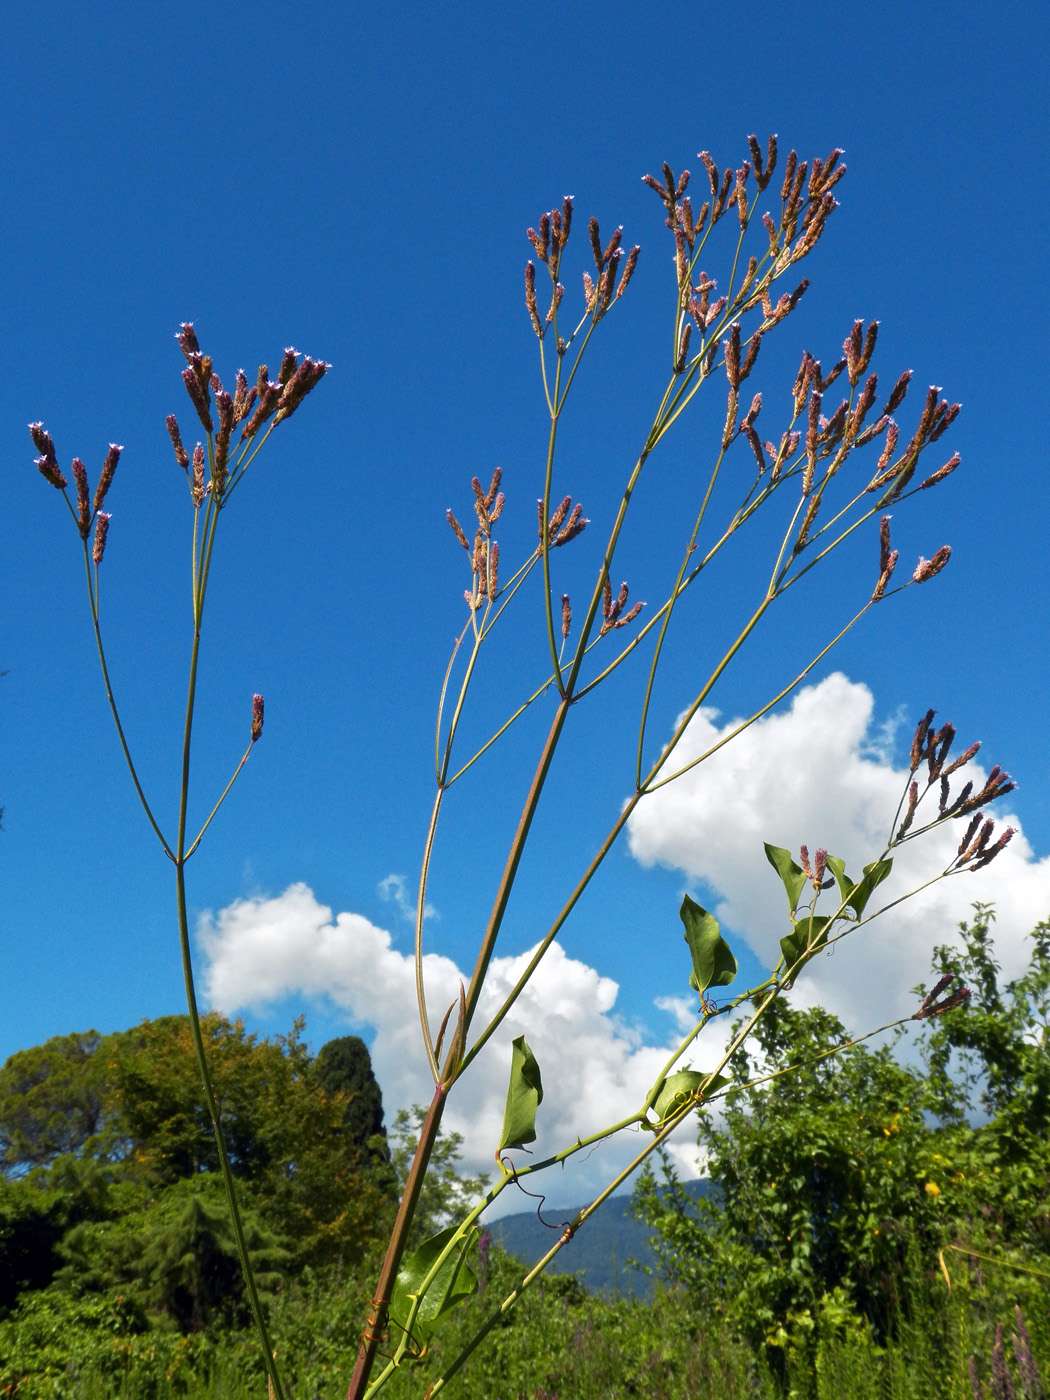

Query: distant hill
[485,1180,713,1299]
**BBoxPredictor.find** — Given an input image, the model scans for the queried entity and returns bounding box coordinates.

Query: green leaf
[824,854,855,909]
[497,1036,544,1152]
[764,843,807,914]
[850,858,892,918]
[680,895,738,994]
[823,854,892,919]
[780,927,805,969]
[389,1225,478,1352]
[651,1070,730,1124]
[780,916,832,973]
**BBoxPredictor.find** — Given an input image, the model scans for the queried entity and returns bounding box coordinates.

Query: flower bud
[92,512,111,566]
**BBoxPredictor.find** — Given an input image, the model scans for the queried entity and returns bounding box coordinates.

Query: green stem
[351,694,574,1396]
[459,694,573,1040]
[358,196,885,1398]
[644,600,872,794]
[346,1083,448,1400]
[424,1079,716,1398]
[173,862,286,1400]
[639,980,777,1118]
[184,741,255,860]
[465,564,879,1072]
[463,590,776,1072]
[176,482,287,1398]
[459,788,635,1074]
[431,892,923,1397]
[415,788,444,1080]
[434,620,471,782]
[83,543,172,858]
[370,1099,652,1384]
[444,670,557,786]
[438,628,487,785]
[943,1246,1050,1284]
[214,419,279,507]
[635,434,732,789]
[173,524,287,1400]
[540,378,565,695]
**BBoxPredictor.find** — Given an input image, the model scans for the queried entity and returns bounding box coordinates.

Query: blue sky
[3,2,1048,1187]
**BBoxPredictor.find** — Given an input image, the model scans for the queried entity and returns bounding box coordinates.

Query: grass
[10,1260,1042,1400]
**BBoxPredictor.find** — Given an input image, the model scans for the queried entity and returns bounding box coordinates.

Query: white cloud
[628,672,1050,1031]
[653,995,699,1036]
[198,886,710,1209]
[377,872,437,924]
[197,673,1049,1225]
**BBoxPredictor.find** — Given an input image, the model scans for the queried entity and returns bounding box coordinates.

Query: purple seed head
[92,512,111,566]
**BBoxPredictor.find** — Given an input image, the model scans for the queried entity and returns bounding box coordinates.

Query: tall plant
[32,135,1016,1399]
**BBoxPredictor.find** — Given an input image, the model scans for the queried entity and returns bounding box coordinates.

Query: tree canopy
[315,1034,389,1161]
[0,1031,107,1170]
[0,1015,396,1331]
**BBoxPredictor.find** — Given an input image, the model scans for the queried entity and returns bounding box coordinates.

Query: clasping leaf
[851,856,892,918]
[389,1225,479,1354]
[780,914,832,972]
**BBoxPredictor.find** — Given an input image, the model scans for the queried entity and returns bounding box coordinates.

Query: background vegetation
[1,911,1046,1398]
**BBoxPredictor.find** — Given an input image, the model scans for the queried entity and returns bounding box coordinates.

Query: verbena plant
[31,135,1017,1400]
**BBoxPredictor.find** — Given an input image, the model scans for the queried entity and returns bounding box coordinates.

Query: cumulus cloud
[197,673,1049,1220]
[628,673,1049,1030]
[198,886,711,1207]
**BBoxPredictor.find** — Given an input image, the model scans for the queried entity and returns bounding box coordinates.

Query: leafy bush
[634,909,1050,1390]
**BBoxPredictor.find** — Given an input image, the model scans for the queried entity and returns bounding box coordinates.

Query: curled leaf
[498,1035,544,1152]
[649,1069,730,1126]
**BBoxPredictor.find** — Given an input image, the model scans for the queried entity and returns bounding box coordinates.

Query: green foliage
[634,909,1050,1381]
[0,1238,1046,1399]
[926,906,1050,1120]
[824,854,893,921]
[764,845,893,979]
[112,1014,310,1184]
[636,1003,944,1354]
[0,1181,66,1311]
[764,843,809,915]
[105,1016,394,1269]
[379,1248,771,1400]
[136,1179,290,1333]
[0,1288,152,1399]
[923,906,1050,1257]
[0,1033,109,1172]
[55,1174,290,1333]
[29,145,1017,1400]
[5,946,1044,1400]
[778,915,833,974]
